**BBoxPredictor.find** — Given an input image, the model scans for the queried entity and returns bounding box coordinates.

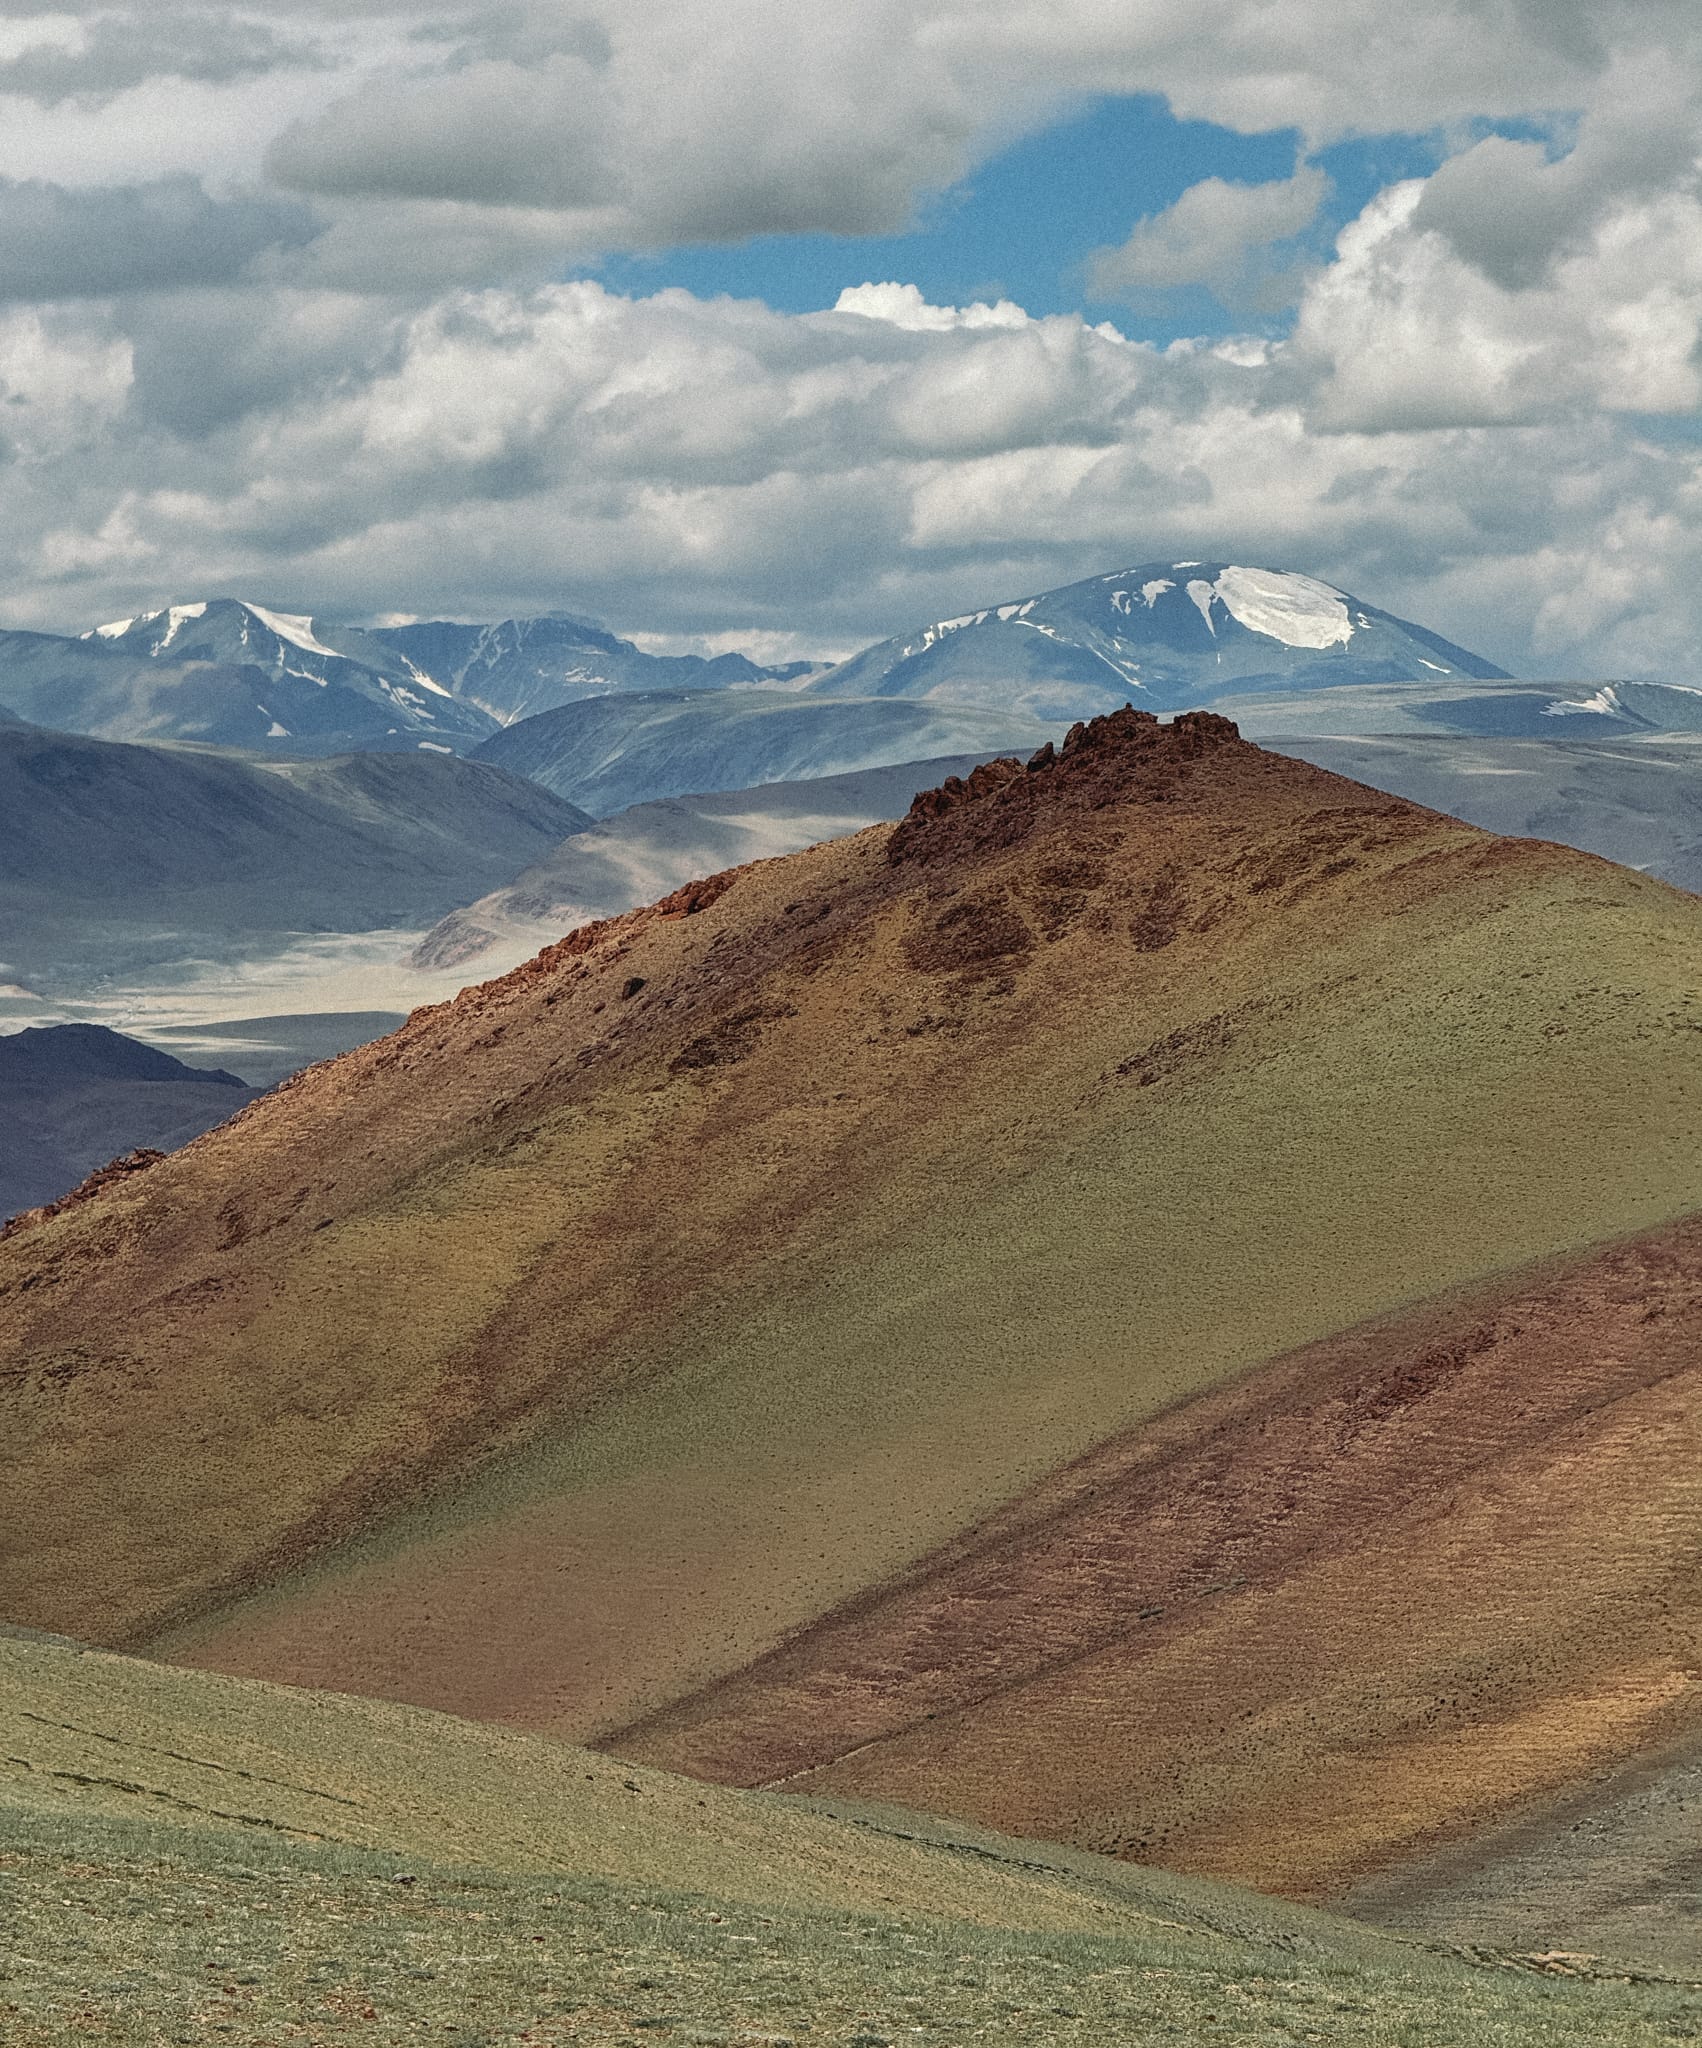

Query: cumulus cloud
[6,2,1702,277]
[1,272,1699,687]
[0,0,1700,690]
[1293,175,1702,431]
[1414,55,1702,289]
[265,0,987,248]
[0,9,325,107]
[267,56,615,210]
[1089,165,1327,308]
[0,176,318,300]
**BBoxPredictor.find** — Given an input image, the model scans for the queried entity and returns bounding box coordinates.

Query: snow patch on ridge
[1186,580,1218,635]
[1544,686,1623,718]
[244,603,343,661]
[1211,567,1352,650]
[156,602,207,650]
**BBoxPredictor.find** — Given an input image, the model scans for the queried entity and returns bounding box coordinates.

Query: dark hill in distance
[809,561,1509,720]
[0,724,589,985]
[0,1023,257,1221]
[5,709,1702,1950]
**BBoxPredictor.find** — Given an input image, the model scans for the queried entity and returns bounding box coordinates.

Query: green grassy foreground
[5,1805,1698,2048]
[1,1636,1697,2045]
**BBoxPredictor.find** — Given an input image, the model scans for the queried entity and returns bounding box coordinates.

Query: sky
[0,3,1700,677]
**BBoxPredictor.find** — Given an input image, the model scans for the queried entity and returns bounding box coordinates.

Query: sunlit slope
[9,1636,1689,2048]
[4,711,1702,1752]
[0,1630,1268,1931]
[612,1215,1702,1959]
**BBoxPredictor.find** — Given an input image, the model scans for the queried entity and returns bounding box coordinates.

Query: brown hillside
[4,706,1702,1906]
[609,1211,1702,1949]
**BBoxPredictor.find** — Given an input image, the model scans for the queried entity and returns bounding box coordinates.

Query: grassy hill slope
[2,1635,1693,2046]
[4,710,1702,1913]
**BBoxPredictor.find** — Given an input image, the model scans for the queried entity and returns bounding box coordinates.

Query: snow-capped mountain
[371,614,815,727]
[0,599,818,756]
[810,562,1510,719]
[82,599,496,751]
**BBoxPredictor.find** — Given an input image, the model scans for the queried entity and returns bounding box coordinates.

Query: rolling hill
[411,753,1002,970]
[8,1633,1685,2048]
[0,724,589,986]
[4,710,1702,1950]
[613,1211,1702,1965]
[470,685,1051,813]
[808,561,1509,719]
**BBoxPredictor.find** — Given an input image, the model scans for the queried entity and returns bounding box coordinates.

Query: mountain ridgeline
[809,561,1510,718]
[0,598,816,756]
[0,565,1516,764]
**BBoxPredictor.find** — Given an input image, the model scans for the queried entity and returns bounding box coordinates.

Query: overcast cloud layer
[0,0,1700,678]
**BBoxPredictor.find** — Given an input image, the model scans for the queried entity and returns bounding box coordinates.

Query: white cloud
[835,283,1032,333]
[2,0,1692,266]
[1089,165,1326,305]
[1,272,1699,686]
[1293,173,1702,432]
[0,175,316,300]
[0,9,324,107]
[0,1,1699,688]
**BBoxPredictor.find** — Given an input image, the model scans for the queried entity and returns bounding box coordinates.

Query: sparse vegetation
[4,1805,1697,2048]
[2,1637,1696,2047]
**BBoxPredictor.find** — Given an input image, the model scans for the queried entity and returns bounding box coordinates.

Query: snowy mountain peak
[810,558,1506,721]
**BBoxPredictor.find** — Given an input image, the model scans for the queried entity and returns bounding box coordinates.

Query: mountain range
[0,565,1513,767]
[5,711,1699,1980]
[0,598,815,757]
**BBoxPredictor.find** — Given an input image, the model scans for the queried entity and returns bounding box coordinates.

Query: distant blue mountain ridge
[16,565,1689,778]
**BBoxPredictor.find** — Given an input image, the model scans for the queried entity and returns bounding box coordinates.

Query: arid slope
[611,1215,1702,1963]
[4,711,1702,1802]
